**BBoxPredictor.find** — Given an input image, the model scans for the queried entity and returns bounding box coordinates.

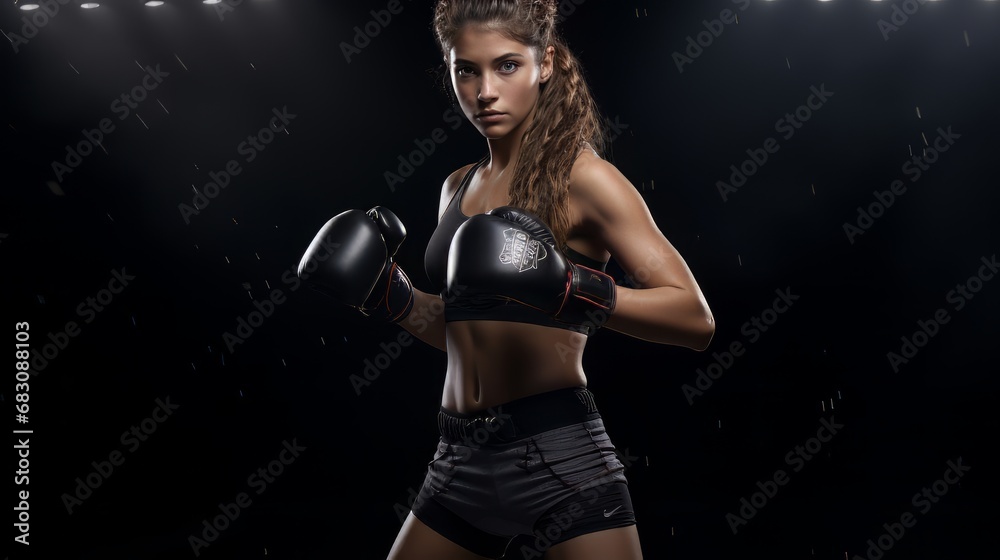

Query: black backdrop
[4,1,999,559]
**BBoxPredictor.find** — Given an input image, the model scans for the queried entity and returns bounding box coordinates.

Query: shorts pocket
[425,438,459,495]
[529,419,625,489]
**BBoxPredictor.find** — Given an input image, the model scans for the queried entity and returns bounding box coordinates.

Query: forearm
[604,285,715,350]
[396,288,448,352]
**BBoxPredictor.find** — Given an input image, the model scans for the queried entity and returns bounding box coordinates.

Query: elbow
[690,315,716,352]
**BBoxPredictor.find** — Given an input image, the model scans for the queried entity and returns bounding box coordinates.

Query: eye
[455,66,475,77]
[499,61,518,73]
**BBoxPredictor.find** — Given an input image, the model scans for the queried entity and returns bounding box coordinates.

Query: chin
[488,118,524,134]
[478,126,509,140]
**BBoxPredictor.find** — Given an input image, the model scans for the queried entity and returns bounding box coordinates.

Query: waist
[438,386,601,445]
[442,321,587,398]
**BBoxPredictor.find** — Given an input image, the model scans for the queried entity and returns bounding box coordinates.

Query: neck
[484,136,518,180]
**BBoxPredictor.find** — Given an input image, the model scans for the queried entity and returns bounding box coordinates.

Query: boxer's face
[448,25,552,140]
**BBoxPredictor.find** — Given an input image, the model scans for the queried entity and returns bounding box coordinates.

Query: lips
[476,111,506,125]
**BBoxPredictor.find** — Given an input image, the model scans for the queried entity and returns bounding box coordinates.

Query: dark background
[4,1,999,558]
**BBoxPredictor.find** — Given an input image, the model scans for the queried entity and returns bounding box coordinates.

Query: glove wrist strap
[556,265,617,332]
[362,262,414,323]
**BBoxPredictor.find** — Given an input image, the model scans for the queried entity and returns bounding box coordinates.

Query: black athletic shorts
[410,387,636,559]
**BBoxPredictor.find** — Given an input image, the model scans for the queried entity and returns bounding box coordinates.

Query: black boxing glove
[297,206,414,323]
[447,206,616,331]
[361,206,415,322]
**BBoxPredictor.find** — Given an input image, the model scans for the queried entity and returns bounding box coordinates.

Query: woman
[298,1,714,558]
[393,1,713,558]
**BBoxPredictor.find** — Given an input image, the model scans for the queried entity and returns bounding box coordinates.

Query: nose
[477,73,498,102]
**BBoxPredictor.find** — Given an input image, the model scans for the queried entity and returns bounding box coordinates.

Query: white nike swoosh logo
[603,505,623,517]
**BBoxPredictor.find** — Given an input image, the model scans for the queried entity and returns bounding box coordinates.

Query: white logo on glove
[499,228,547,272]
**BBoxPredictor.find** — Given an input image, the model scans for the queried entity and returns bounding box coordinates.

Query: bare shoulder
[568,147,645,226]
[437,162,477,222]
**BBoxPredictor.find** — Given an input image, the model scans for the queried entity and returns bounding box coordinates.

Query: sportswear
[423,158,611,335]
[410,387,635,559]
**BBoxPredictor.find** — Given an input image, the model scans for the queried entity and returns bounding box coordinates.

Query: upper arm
[569,156,706,296]
[438,164,475,223]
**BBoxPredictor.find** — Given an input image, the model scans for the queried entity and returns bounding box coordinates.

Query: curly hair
[432,0,607,248]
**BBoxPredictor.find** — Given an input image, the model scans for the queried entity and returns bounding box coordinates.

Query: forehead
[448,25,534,63]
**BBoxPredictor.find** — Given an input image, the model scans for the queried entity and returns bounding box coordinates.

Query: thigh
[543,525,643,560]
[387,512,494,560]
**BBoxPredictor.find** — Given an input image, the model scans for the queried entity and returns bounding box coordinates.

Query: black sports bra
[423,156,610,335]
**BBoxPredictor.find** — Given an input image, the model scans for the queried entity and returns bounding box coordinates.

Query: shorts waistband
[437,386,600,445]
